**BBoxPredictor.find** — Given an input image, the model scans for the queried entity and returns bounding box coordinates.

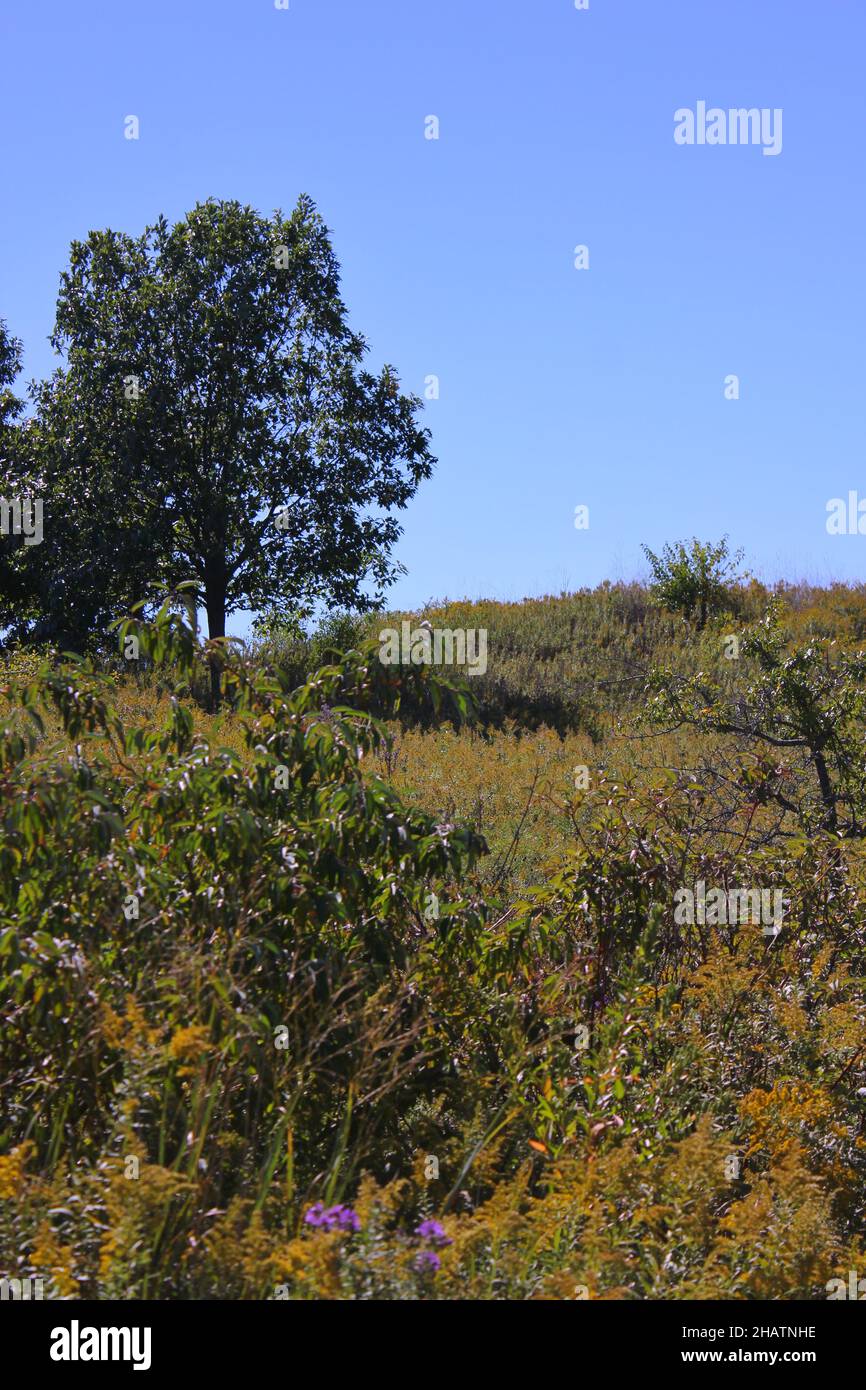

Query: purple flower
[414,1250,441,1273]
[303,1202,361,1233]
[304,1200,358,1234]
[415,1219,452,1247]
[328,1204,361,1232]
[303,1202,328,1228]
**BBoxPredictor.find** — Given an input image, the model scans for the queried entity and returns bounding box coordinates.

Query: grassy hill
[2,580,866,1299]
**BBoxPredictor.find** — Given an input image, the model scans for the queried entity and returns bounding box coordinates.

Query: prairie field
[3,578,866,1300]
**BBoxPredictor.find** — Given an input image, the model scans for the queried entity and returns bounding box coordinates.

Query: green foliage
[251,609,373,691]
[647,599,866,835]
[0,606,487,1293]
[643,537,743,629]
[0,317,23,430]
[3,581,866,1300]
[1,199,433,660]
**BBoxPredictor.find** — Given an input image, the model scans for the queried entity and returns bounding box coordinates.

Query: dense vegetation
[3,577,866,1300]
[0,199,432,708]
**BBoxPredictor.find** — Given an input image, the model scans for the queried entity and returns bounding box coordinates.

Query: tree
[6,198,434,697]
[0,317,23,431]
[642,537,743,630]
[646,601,866,836]
[0,318,41,642]
[0,367,170,652]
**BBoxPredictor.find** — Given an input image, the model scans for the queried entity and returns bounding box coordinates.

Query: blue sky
[1,0,864,632]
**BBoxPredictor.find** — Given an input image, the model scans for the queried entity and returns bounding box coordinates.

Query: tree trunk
[812,747,837,833]
[205,578,226,711]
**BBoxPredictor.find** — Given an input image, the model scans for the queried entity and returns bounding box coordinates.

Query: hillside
[2,580,866,1299]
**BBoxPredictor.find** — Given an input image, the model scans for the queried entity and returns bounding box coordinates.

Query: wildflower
[414,1250,441,1273]
[303,1202,361,1233]
[329,1205,361,1232]
[168,1024,211,1075]
[0,1141,33,1199]
[415,1219,452,1247]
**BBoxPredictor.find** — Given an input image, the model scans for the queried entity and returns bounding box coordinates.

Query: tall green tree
[1,361,171,651]
[6,197,434,690]
[0,317,23,431]
[0,318,38,640]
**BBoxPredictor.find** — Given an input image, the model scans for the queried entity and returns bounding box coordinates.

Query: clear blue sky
[2,0,864,632]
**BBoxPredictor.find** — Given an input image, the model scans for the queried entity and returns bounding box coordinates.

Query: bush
[642,537,744,629]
